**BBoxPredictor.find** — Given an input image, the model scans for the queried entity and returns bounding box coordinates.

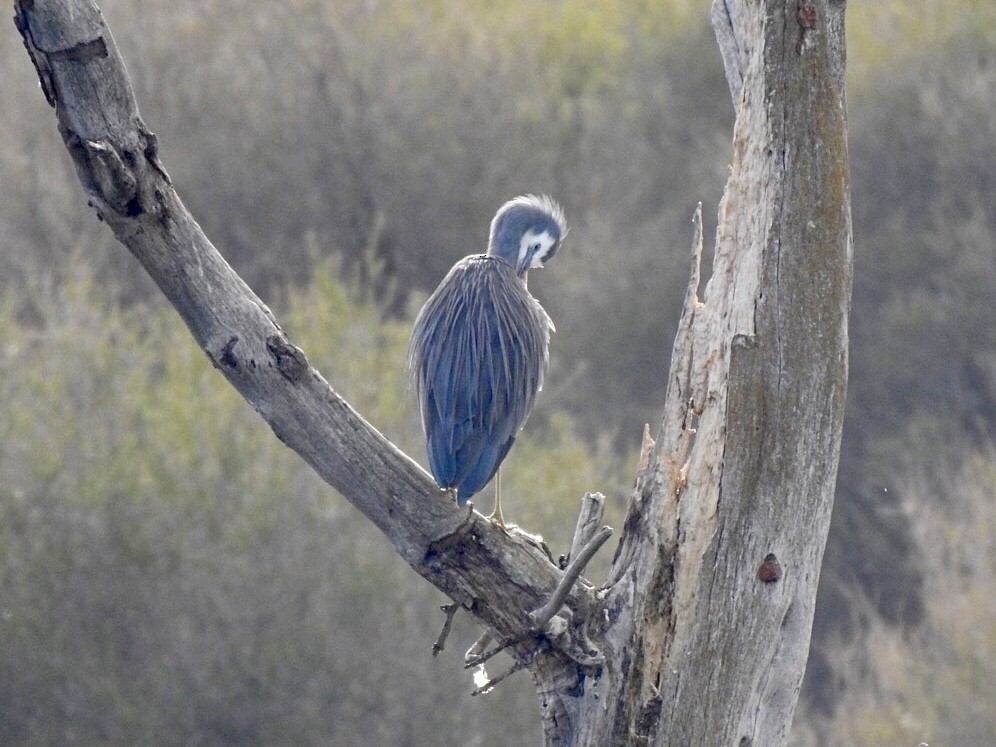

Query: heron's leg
[487,467,506,529]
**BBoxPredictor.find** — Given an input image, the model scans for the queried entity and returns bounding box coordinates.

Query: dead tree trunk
[562,0,852,741]
[15,0,850,745]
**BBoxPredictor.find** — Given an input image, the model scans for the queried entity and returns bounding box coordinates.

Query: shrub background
[1,2,993,744]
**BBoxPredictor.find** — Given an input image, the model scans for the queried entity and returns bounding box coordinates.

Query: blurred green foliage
[792,439,996,747]
[1,0,994,743]
[0,258,621,746]
[848,0,996,81]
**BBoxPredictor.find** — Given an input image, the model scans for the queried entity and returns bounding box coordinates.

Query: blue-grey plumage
[408,195,567,524]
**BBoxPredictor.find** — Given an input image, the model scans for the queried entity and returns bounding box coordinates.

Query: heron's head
[487,194,567,278]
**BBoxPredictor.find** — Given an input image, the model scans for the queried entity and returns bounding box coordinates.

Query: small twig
[463,631,492,666]
[464,500,612,674]
[465,524,614,669]
[463,632,528,670]
[530,526,613,630]
[565,492,606,566]
[432,603,460,656]
[470,656,532,696]
[464,514,613,669]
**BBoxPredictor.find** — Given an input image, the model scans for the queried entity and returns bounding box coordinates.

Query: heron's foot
[486,508,517,532]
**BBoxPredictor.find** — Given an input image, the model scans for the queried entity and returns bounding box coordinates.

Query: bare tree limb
[12,0,598,676]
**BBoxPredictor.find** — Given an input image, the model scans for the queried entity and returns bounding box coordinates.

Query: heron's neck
[486,245,528,280]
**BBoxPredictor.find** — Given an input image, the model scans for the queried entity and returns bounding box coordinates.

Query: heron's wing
[407,257,552,500]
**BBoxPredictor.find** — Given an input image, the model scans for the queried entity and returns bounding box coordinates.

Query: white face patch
[517,229,557,271]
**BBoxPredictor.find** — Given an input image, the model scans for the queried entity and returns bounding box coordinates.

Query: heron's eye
[532,242,542,253]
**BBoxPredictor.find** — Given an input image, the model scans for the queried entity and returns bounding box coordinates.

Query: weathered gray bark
[571,1,851,743]
[15,0,850,745]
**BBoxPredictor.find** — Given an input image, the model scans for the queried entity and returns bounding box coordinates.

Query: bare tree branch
[12,0,597,675]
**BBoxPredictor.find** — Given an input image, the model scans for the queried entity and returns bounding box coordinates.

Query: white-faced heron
[408,194,567,527]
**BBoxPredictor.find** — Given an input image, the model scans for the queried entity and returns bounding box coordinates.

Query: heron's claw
[486,510,515,533]
[487,499,519,532]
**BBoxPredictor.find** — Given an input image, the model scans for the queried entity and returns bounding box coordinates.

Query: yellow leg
[487,467,506,529]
